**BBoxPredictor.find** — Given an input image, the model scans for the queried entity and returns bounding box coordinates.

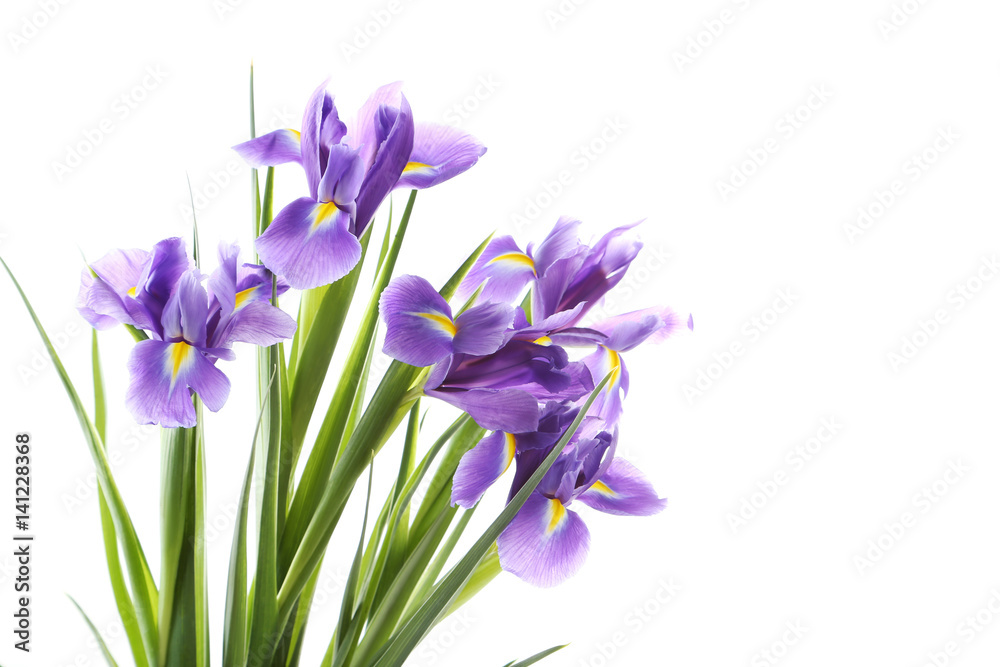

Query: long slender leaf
[2,258,160,665]
[193,405,210,667]
[69,596,120,667]
[505,644,569,667]
[371,374,611,667]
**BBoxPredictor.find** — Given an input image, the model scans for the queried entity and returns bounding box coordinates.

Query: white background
[1,0,999,666]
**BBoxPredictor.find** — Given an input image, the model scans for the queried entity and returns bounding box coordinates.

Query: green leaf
[2,258,160,666]
[505,644,569,667]
[69,595,120,667]
[193,409,210,667]
[92,332,149,667]
[371,374,612,667]
[440,232,493,302]
[187,173,201,269]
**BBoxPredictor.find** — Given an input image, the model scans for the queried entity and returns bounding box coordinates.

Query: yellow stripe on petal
[288,129,301,141]
[533,336,552,346]
[234,285,260,310]
[312,201,341,231]
[590,480,616,497]
[488,252,536,275]
[127,286,138,297]
[167,342,195,389]
[546,498,567,534]
[402,161,433,173]
[416,311,458,337]
[503,432,516,474]
[606,348,622,390]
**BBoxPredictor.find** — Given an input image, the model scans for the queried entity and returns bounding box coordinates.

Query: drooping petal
[380,274,456,367]
[217,299,297,347]
[593,306,687,352]
[577,458,667,516]
[232,128,302,168]
[497,492,590,588]
[451,430,517,508]
[354,96,414,237]
[452,302,514,357]
[395,122,486,190]
[458,235,535,303]
[125,339,230,428]
[425,387,539,433]
[255,197,362,290]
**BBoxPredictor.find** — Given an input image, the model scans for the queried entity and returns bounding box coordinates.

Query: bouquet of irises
[3,73,690,667]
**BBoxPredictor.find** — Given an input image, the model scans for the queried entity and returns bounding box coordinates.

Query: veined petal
[395,122,486,190]
[458,235,536,303]
[424,387,539,433]
[531,216,583,278]
[301,81,336,200]
[380,274,456,367]
[497,492,590,588]
[578,458,667,516]
[160,271,209,347]
[354,95,414,236]
[452,302,514,357]
[593,306,687,352]
[76,271,119,330]
[255,197,362,290]
[317,143,364,208]
[582,345,626,424]
[218,299,297,347]
[125,340,230,428]
[451,431,517,509]
[232,128,302,168]
[350,81,404,169]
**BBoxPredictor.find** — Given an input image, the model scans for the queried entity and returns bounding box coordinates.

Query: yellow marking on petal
[312,201,341,230]
[168,342,194,388]
[503,433,516,474]
[546,498,567,534]
[488,252,536,275]
[416,311,458,337]
[533,336,552,346]
[606,347,622,391]
[234,285,260,310]
[402,161,433,172]
[288,129,301,141]
[127,286,138,297]
[590,480,616,496]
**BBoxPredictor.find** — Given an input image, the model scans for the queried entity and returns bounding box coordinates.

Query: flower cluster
[234,81,486,290]
[76,239,296,427]
[379,217,692,586]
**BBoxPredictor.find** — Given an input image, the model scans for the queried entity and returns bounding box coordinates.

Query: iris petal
[451,431,517,508]
[380,274,455,367]
[231,128,302,168]
[394,122,486,190]
[497,492,590,588]
[578,458,667,516]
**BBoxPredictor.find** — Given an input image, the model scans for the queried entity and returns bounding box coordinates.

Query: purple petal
[451,430,516,509]
[395,122,486,190]
[85,247,153,328]
[317,143,364,208]
[160,271,209,347]
[354,96,414,236]
[425,387,539,433]
[582,346,626,424]
[593,306,687,352]
[578,458,667,516]
[531,217,583,277]
[255,197,362,290]
[457,236,536,303]
[300,81,336,200]
[350,82,404,169]
[380,274,456,367]
[132,238,192,333]
[453,302,514,357]
[76,271,119,330]
[125,340,230,428]
[232,128,302,168]
[497,492,590,588]
[218,299,297,347]
[207,242,240,317]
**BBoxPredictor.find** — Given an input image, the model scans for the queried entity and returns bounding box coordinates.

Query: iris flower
[234,81,486,290]
[77,240,296,427]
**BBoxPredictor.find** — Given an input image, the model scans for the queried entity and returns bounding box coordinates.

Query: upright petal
[160,271,209,347]
[451,430,517,508]
[452,302,514,357]
[395,122,486,190]
[380,274,456,367]
[354,96,414,236]
[300,81,336,200]
[577,458,667,516]
[531,217,583,277]
[255,197,363,290]
[125,339,230,428]
[349,81,404,169]
[317,143,364,208]
[232,128,302,168]
[497,492,590,588]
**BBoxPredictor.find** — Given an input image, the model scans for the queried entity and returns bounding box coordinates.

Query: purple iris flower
[494,420,666,587]
[581,306,691,424]
[234,81,485,290]
[77,240,296,428]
